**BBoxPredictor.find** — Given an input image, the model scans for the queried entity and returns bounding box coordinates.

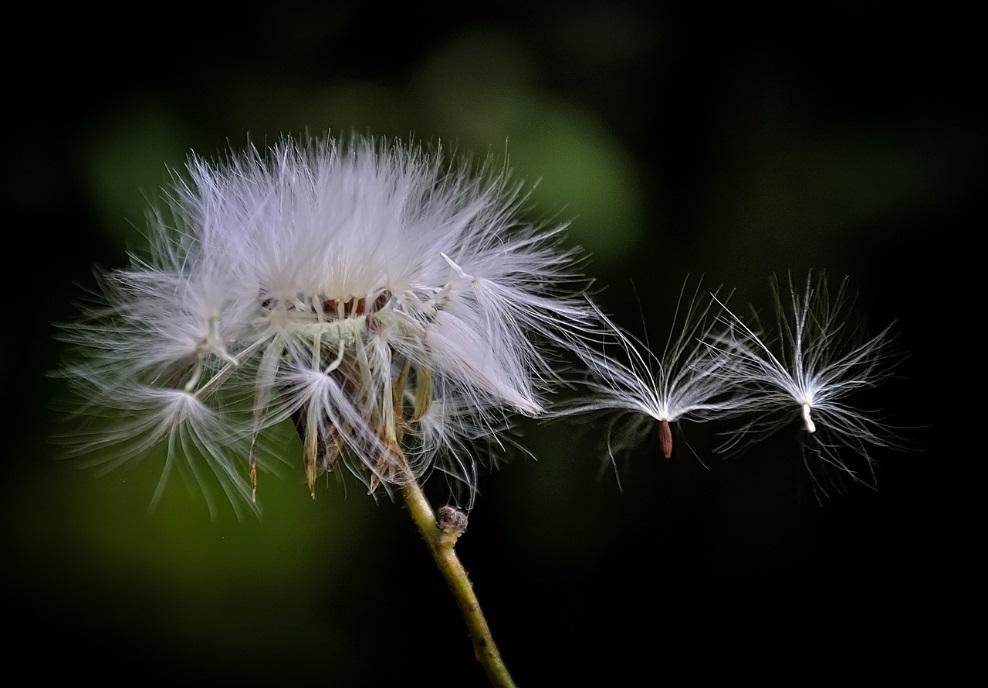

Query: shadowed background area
[2,3,976,683]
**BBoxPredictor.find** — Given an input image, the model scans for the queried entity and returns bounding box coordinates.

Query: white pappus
[716,272,900,492]
[560,281,747,470]
[59,136,603,513]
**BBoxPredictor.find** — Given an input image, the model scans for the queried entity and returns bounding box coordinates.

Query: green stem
[401,478,519,688]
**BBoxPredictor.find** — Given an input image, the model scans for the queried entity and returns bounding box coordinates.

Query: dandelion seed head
[58,135,601,510]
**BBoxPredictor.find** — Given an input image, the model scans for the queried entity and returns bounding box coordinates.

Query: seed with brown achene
[658,419,673,459]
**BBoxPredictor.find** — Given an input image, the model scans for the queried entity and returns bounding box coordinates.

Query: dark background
[3,3,975,683]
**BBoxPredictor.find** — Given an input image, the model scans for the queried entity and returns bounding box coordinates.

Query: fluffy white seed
[716,272,900,493]
[560,281,747,468]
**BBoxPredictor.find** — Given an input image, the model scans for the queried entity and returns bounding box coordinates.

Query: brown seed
[372,291,391,312]
[658,419,673,459]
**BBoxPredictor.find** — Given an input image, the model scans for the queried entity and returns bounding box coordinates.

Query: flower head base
[717,272,901,492]
[60,136,601,510]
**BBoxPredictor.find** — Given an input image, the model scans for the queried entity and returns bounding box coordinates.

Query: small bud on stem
[437,505,469,546]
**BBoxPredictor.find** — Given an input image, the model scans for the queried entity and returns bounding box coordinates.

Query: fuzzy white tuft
[560,281,747,466]
[716,272,900,492]
[60,135,602,510]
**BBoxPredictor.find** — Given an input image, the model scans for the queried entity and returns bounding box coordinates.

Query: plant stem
[400,477,518,688]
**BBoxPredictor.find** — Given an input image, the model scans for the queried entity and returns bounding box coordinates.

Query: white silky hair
[716,272,900,493]
[59,135,603,511]
[558,281,748,465]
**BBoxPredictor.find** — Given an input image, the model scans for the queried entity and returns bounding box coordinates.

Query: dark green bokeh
[3,4,972,683]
